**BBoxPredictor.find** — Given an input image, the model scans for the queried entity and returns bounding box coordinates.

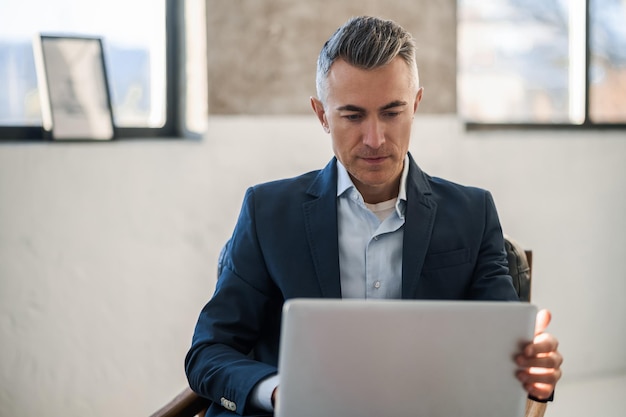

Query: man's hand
[515,309,563,400]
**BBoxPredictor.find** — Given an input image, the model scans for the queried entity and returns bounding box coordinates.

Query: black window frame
[0,0,181,141]
[462,0,626,131]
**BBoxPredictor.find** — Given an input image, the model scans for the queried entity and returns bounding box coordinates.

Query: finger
[524,333,559,357]
[535,309,551,336]
[517,368,562,385]
[516,352,563,369]
[524,382,555,400]
[536,368,562,384]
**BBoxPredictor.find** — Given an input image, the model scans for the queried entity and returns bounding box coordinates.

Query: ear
[310,97,329,133]
[413,87,424,113]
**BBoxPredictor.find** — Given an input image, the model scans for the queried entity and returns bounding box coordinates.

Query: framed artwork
[34,35,115,141]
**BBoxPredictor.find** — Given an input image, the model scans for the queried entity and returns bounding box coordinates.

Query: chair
[149,386,209,417]
[150,235,546,417]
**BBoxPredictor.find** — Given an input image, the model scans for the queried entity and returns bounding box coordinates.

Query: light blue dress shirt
[336,157,408,299]
[251,156,410,411]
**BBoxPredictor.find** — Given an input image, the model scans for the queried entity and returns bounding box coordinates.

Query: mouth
[361,156,388,164]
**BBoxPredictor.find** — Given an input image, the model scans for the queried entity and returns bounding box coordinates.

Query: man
[186,16,563,417]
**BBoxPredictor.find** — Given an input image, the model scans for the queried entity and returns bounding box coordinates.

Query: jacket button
[220,397,237,412]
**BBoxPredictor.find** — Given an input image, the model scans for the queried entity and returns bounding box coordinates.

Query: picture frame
[34,35,115,141]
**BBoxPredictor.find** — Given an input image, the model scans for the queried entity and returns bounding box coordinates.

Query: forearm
[468,191,519,301]
[185,341,277,409]
[185,264,279,413]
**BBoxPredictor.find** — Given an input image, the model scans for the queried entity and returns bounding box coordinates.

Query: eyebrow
[336,100,408,113]
[381,100,408,110]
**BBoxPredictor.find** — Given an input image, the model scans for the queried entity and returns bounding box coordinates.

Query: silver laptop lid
[276,298,536,417]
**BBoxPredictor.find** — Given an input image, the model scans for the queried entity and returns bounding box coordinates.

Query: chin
[357,174,394,187]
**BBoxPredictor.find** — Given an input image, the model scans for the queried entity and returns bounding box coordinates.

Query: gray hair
[315,16,419,103]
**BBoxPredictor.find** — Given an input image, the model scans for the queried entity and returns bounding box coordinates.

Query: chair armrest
[149,386,210,417]
[525,398,547,417]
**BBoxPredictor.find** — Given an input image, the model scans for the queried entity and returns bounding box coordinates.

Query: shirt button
[373,236,379,241]
[374,281,381,289]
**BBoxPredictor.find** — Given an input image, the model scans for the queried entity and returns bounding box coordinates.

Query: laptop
[276,299,536,417]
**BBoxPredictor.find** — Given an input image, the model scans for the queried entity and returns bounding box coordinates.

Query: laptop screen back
[276,299,536,417]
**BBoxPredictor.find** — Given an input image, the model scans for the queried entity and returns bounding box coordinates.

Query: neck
[354,180,400,204]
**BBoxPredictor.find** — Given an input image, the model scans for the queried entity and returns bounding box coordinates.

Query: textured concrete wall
[207,0,456,114]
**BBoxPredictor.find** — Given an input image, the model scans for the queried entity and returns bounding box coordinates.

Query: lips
[361,156,388,163]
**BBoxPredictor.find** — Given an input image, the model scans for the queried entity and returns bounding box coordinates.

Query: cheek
[390,121,413,148]
[330,125,358,147]
[330,135,349,158]
[330,131,362,164]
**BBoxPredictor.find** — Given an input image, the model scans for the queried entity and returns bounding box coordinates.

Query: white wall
[0,115,624,416]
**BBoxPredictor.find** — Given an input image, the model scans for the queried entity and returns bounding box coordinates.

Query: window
[458,0,626,127]
[0,0,180,139]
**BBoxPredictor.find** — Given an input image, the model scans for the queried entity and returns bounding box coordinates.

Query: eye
[342,113,363,121]
[383,111,401,118]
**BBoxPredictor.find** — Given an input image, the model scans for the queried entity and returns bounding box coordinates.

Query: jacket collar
[303,158,342,297]
[402,153,437,298]
[302,154,437,299]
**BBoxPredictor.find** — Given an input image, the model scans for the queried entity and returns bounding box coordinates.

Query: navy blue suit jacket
[185,154,519,416]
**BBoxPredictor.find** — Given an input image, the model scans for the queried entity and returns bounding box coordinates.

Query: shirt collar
[397,155,409,204]
[336,160,355,198]
[336,155,410,218]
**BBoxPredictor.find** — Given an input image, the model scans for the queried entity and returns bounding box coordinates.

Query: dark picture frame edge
[33,34,116,141]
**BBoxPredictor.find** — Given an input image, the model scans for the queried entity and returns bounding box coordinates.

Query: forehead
[325,57,415,109]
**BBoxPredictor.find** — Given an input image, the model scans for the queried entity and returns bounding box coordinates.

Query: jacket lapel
[302,158,342,298]
[402,154,437,299]
[302,155,436,299]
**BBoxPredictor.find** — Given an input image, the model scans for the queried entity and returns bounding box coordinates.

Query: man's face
[311,57,423,204]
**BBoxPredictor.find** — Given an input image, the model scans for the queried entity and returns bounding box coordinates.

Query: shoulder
[431,177,495,217]
[238,166,329,218]
[253,169,321,193]
[428,175,490,199]
[406,153,491,205]
[409,169,496,218]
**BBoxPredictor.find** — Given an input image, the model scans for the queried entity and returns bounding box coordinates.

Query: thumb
[535,309,552,335]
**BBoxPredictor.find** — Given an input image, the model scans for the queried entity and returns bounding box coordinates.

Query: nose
[362,117,385,149]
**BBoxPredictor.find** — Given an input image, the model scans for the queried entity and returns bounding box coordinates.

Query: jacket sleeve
[467,191,520,301]
[185,187,279,415]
